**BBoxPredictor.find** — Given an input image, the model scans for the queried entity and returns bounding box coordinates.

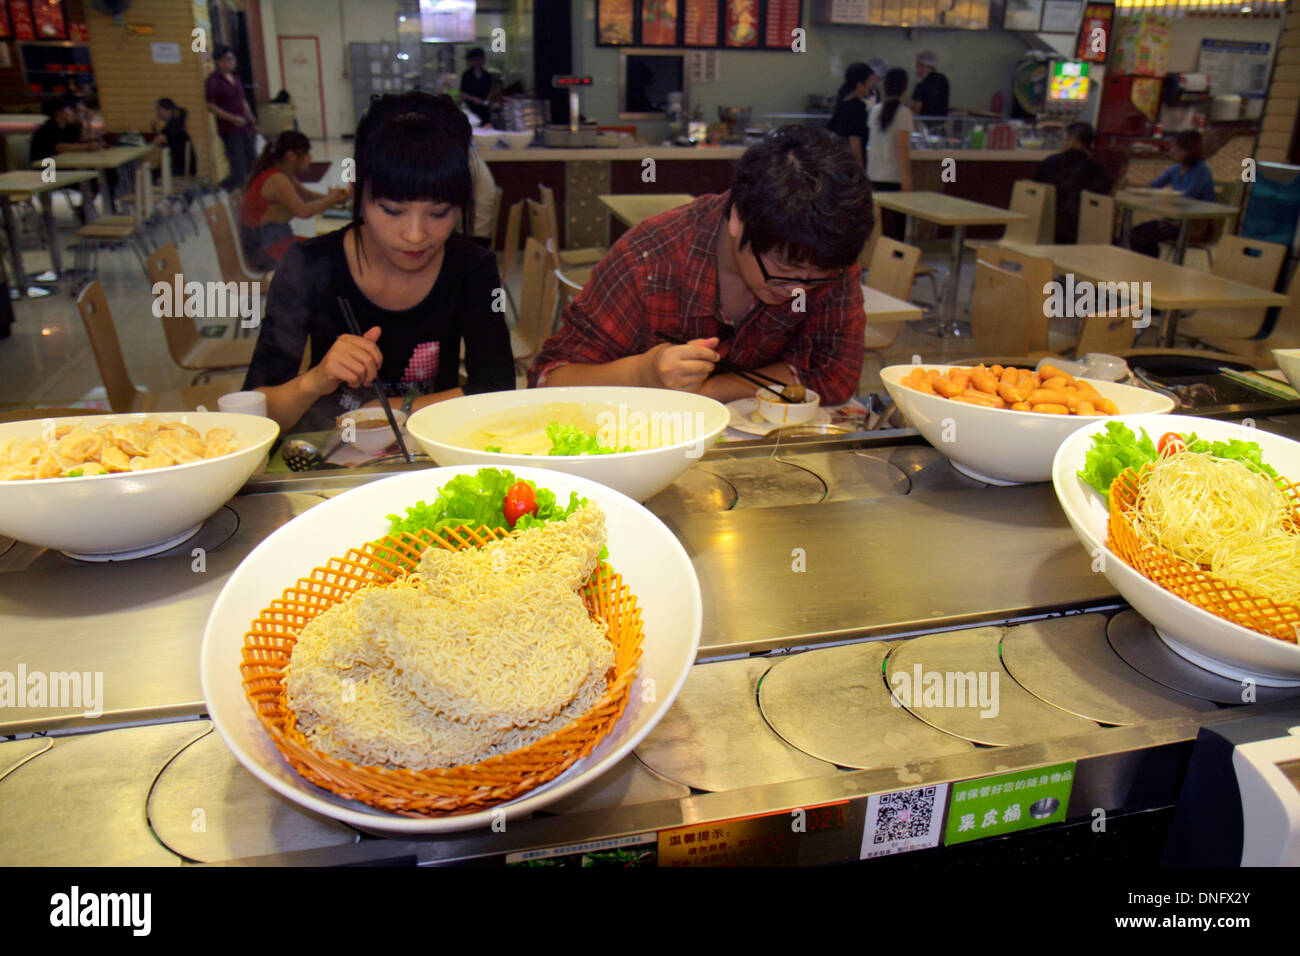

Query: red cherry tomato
[503,481,538,527]
[1157,432,1186,457]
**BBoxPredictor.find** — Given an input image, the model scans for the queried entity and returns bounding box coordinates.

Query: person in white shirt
[467,144,497,247]
[866,68,913,241]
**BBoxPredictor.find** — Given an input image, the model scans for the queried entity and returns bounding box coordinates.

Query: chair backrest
[975,245,1054,352]
[1005,179,1055,245]
[1211,233,1287,291]
[1077,190,1115,245]
[499,198,523,285]
[971,260,1033,356]
[144,244,199,364]
[1260,265,1300,347]
[537,183,564,248]
[75,281,139,412]
[514,237,556,357]
[864,236,921,301]
[526,197,554,248]
[204,200,259,285]
[486,185,504,247]
[1074,310,1136,355]
[858,214,883,271]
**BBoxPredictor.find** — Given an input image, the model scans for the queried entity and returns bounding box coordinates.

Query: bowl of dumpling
[0,411,278,558]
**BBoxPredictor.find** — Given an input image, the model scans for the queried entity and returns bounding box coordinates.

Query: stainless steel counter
[2,429,1297,866]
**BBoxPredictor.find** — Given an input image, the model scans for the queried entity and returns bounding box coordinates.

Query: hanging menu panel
[642,0,679,45]
[725,0,759,46]
[684,0,720,45]
[597,0,635,44]
[764,0,802,48]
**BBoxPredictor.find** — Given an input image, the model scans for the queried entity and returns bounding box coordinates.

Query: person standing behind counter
[868,69,914,242]
[1033,122,1113,244]
[827,62,875,167]
[528,125,872,406]
[1129,130,1216,258]
[910,51,949,117]
[243,92,515,433]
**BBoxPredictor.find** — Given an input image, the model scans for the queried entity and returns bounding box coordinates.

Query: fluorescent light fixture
[419,0,475,42]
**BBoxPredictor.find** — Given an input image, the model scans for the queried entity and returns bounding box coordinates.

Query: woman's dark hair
[350,91,473,264]
[878,68,909,132]
[156,97,187,123]
[837,62,872,100]
[248,130,311,184]
[726,125,873,271]
[1173,130,1203,166]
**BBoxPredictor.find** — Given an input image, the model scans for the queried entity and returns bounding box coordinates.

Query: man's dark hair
[1066,122,1095,149]
[726,124,873,270]
[1173,130,1203,166]
[214,45,234,61]
[467,47,485,62]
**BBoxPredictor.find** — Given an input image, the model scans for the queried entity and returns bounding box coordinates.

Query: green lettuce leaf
[1077,422,1157,502]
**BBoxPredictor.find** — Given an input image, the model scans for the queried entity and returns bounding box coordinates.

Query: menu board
[32,0,63,40]
[683,0,719,45]
[829,0,871,22]
[1040,0,1080,34]
[597,0,635,44]
[0,1,10,39]
[1198,39,1273,98]
[1075,2,1114,63]
[641,0,678,45]
[9,0,33,40]
[1003,0,1042,31]
[765,0,800,47]
[724,0,758,46]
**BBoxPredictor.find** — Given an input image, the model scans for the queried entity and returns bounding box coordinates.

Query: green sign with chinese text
[943,762,1075,845]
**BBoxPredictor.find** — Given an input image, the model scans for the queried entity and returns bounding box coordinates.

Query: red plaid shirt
[528,192,865,404]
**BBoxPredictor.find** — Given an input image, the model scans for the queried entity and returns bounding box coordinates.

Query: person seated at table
[1129,130,1216,258]
[72,97,106,148]
[868,68,913,242]
[239,130,350,270]
[150,97,196,177]
[1033,122,1113,244]
[827,61,875,167]
[527,125,872,406]
[243,92,515,434]
[29,95,99,164]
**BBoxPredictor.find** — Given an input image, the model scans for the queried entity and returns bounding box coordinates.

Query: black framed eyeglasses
[751,247,844,288]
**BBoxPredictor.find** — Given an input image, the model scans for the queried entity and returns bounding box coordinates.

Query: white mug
[218,390,269,417]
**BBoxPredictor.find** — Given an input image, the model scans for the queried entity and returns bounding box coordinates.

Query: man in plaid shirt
[528,126,873,405]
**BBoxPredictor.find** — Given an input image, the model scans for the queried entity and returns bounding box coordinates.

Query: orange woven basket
[239,524,645,817]
[1107,465,1300,644]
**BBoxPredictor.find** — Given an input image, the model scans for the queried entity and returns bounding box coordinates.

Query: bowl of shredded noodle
[200,464,702,833]
[1053,414,1300,685]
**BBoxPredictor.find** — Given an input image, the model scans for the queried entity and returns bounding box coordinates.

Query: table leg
[1119,208,1133,248]
[160,147,172,200]
[100,170,114,214]
[38,191,62,275]
[1,196,50,299]
[1171,219,1190,266]
[1160,308,1182,347]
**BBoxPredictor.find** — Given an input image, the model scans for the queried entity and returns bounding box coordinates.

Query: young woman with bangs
[243,92,516,433]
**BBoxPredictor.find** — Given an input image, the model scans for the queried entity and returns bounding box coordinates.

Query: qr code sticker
[859,784,948,859]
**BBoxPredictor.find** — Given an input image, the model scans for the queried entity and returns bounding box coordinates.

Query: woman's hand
[308,326,383,394]
[328,186,351,207]
[646,337,719,391]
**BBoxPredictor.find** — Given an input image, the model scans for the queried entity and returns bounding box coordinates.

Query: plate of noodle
[200,465,702,833]
[1053,414,1300,685]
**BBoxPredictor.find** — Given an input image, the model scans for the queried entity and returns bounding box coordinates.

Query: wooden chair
[497,198,524,321]
[861,215,940,306]
[1072,311,1137,356]
[862,237,921,351]
[74,280,231,412]
[1158,180,1246,268]
[974,245,1059,353]
[510,237,560,373]
[203,200,271,293]
[144,244,255,381]
[971,180,1055,249]
[1198,266,1300,365]
[535,184,605,268]
[73,169,151,281]
[970,260,1034,356]
[1179,234,1288,342]
[1077,191,1115,245]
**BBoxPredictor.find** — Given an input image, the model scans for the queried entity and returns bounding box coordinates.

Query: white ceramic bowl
[336,407,407,456]
[471,128,534,150]
[200,465,702,834]
[406,386,729,501]
[0,412,278,558]
[755,387,820,425]
[1272,349,1300,392]
[1052,413,1300,686]
[881,364,1175,484]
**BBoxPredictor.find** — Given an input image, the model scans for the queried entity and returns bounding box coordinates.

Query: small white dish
[726,398,831,436]
[336,407,407,457]
[755,387,821,425]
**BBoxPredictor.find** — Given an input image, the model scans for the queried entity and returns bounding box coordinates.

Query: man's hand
[645,337,719,391]
[230,116,247,129]
[308,326,383,394]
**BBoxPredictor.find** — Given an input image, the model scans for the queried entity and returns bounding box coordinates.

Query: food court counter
[5,412,1300,866]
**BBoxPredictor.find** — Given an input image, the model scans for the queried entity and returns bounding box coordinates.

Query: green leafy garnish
[384,467,588,537]
[64,468,83,478]
[545,421,631,456]
[483,444,503,453]
[1077,422,1157,502]
[1181,433,1280,481]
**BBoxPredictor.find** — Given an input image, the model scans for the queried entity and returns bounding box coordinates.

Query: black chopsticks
[337,296,414,463]
[651,331,799,402]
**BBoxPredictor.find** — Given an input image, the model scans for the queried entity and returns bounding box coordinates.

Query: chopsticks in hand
[336,296,414,463]
[651,331,800,402]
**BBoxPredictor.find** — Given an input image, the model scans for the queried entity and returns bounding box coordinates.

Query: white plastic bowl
[881,364,1175,484]
[471,128,534,150]
[406,386,729,501]
[756,387,820,425]
[1272,349,1300,392]
[200,465,702,834]
[335,407,407,456]
[0,412,278,558]
[1052,413,1300,686]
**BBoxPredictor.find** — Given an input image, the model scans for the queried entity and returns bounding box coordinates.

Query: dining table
[33,143,167,215]
[0,168,98,298]
[598,193,694,229]
[870,191,1028,332]
[1003,243,1290,346]
[862,284,923,324]
[1112,188,1239,265]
